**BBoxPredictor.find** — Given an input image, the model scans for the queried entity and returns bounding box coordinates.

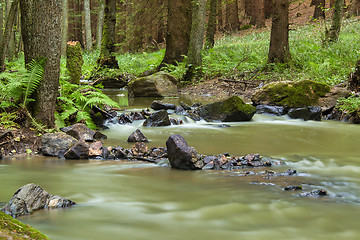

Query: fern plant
[56,79,119,129]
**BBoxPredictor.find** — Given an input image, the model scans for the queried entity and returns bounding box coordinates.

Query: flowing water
[1,92,360,240]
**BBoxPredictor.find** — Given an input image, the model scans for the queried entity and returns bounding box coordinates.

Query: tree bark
[96,0,105,51]
[158,0,192,69]
[326,0,344,42]
[225,0,240,32]
[348,0,360,16]
[268,0,291,64]
[68,0,83,46]
[84,0,92,51]
[61,0,68,56]
[19,0,62,128]
[264,0,273,18]
[310,0,325,20]
[205,0,217,49]
[98,0,118,68]
[0,0,18,72]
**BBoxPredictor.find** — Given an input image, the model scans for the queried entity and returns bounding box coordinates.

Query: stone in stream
[41,132,78,157]
[287,106,322,121]
[300,189,328,197]
[150,100,176,111]
[60,123,107,142]
[63,140,90,159]
[127,129,149,142]
[143,110,171,127]
[256,105,286,116]
[166,134,204,170]
[1,183,75,218]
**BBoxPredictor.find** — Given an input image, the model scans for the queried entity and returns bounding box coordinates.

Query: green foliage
[336,96,360,114]
[57,79,120,129]
[0,112,19,129]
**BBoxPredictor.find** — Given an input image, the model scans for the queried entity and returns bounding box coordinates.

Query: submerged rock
[251,80,331,107]
[41,132,78,157]
[150,100,176,110]
[1,183,75,218]
[143,110,171,127]
[128,71,178,97]
[300,189,328,197]
[166,134,204,170]
[128,129,149,142]
[199,96,256,122]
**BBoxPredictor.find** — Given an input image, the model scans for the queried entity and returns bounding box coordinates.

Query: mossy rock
[199,96,256,122]
[128,71,178,97]
[90,68,130,88]
[251,80,331,107]
[0,211,48,239]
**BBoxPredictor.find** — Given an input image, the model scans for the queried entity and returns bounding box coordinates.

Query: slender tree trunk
[96,0,105,51]
[225,0,240,32]
[326,0,344,42]
[205,0,217,49]
[268,0,291,64]
[0,0,18,72]
[19,0,62,128]
[84,0,92,51]
[217,0,223,32]
[158,0,192,69]
[61,0,68,56]
[0,2,3,47]
[311,0,325,20]
[348,0,360,16]
[255,0,266,27]
[98,0,118,68]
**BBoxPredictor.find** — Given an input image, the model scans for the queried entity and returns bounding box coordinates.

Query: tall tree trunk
[255,0,266,27]
[268,0,291,64]
[217,0,223,32]
[225,0,240,32]
[348,0,360,16]
[158,0,192,69]
[311,0,325,20]
[19,0,62,128]
[205,0,217,49]
[264,0,273,18]
[96,0,105,51]
[98,0,118,68]
[326,0,344,42]
[0,0,18,72]
[61,0,68,56]
[68,0,83,46]
[0,2,3,43]
[84,0,92,51]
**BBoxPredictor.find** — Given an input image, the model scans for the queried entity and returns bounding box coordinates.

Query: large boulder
[143,110,171,127]
[251,80,331,107]
[166,134,204,170]
[60,123,106,142]
[1,183,75,218]
[287,106,322,121]
[128,71,178,97]
[199,96,256,122]
[41,132,78,157]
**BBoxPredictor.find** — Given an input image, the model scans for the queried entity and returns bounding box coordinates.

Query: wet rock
[151,100,176,110]
[131,142,148,156]
[284,169,297,176]
[89,141,103,157]
[148,147,167,158]
[60,123,106,142]
[41,132,78,157]
[118,113,133,125]
[128,71,178,97]
[218,124,231,128]
[112,147,127,159]
[180,102,192,111]
[131,111,146,120]
[64,140,90,159]
[175,105,186,115]
[287,106,322,121]
[170,118,183,125]
[300,189,328,197]
[256,105,286,116]
[251,80,331,107]
[199,96,256,122]
[128,129,149,142]
[91,105,118,128]
[143,110,171,127]
[284,185,303,191]
[186,111,201,121]
[1,183,75,218]
[166,134,204,170]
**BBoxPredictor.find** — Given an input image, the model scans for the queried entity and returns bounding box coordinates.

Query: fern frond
[21,58,46,108]
[76,110,97,129]
[60,107,78,120]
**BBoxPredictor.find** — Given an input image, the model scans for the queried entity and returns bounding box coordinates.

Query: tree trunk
[254,0,266,27]
[96,0,105,51]
[348,0,360,16]
[268,0,291,64]
[217,0,223,32]
[98,0,118,68]
[61,0,68,56]
[311,0,325,20]
[205,0,217,49]
[68,0,83,46]
[0,0,19,72]
[264,0,273,18]
[158,0,192,69]
[225,0,240,32]
[84,0,92,51]
[326,0,344,42]
[19,0,62,128]
[0,2,3,43]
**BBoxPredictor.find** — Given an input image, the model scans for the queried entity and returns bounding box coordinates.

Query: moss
[252,80,331,107]
[0,211,48,239]
[66,41,84,85]
[222,96,256,115]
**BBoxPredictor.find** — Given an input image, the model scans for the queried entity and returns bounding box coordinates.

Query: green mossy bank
[0,211,48,239]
